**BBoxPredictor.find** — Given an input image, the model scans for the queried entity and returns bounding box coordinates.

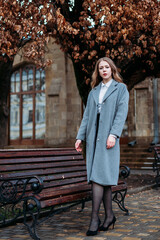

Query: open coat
[76,80,129,186]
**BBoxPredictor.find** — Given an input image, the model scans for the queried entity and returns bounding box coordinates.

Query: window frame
[9,64,45,145]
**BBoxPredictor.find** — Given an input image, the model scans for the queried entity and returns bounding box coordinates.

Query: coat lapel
[102,80,118,102]
[92,80,118,104]
[92,83,101,105]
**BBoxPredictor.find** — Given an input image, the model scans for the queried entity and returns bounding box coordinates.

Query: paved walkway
[0,187,160,240]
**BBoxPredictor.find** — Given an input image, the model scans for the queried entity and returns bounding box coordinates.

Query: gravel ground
[126,173,156,190]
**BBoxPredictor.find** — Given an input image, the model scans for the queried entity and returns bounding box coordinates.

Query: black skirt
[95,113,100,141]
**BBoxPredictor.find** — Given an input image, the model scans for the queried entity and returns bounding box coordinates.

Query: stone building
[8,41,160,148]
[128,77,159,145]
[10,41,81,147]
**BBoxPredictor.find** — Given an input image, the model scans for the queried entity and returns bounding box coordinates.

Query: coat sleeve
[76,92,91,141]
[109,84,129,138]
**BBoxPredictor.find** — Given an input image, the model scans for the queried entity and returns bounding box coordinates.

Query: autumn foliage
[52,0,160,88]
[0,0,159,146]
[0,0,53,67]
[0,0,160,94]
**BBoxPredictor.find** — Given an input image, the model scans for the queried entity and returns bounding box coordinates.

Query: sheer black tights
[88,182,103,231]
[102,186,114,228]
[88,182,114,231]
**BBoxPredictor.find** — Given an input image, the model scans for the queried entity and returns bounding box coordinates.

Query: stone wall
[45,40,81,146]
[127,77,160,144]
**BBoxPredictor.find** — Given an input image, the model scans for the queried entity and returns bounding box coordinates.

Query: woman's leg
[88,182,104,231]
[102,186,115,228]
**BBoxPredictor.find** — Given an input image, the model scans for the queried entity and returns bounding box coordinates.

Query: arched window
[9,65,46,145]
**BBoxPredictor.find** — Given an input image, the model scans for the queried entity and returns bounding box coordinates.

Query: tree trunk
[0,59,13,147]
[72,57,149,100]
[72,60,91,106]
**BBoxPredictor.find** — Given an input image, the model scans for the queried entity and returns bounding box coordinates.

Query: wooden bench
[152,145,160,188]
[0,148,130,240]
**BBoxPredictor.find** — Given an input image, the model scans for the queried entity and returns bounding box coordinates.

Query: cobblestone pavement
[0,188,160,240]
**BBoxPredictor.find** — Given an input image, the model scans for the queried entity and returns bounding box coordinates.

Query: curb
[127,183,156,195]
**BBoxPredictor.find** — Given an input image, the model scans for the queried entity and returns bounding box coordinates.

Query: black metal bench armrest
[0,175,43,204]
[119,165,130,179]
[0,176,43,239]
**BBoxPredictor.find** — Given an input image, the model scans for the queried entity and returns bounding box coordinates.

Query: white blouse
[99,79,113,104]
[98,79,113,113]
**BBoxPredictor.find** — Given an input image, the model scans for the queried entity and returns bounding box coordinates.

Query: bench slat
[112,183,127,192]
[42,171,87,181]
[0,155,83,165]
[0,160,85,172]
[0,150,79,158]
[43,176,87,188]
[0,166,87,178]
[40,191,92,209]
[37,183,91,201]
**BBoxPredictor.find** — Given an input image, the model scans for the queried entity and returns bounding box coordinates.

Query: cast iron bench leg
[112,190,129,215]
[23,197,41,240]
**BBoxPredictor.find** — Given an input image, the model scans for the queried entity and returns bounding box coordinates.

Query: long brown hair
[91,57,123,89]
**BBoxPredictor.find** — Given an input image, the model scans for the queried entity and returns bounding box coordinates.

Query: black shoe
[86,219,101,236]
[99,216,116,231]
[86,228,98,236]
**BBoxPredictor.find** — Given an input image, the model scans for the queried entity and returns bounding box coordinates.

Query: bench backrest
[0,148,88,184]
[0,149,92,207]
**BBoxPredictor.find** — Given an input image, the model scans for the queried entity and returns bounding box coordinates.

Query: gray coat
[76,80,129,186]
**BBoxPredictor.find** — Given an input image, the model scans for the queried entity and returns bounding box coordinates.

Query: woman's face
[98,60,112,83]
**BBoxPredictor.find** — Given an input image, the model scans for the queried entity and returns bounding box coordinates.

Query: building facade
[128,77,160,145]
[10,41,82,147]
[8,41,160,148]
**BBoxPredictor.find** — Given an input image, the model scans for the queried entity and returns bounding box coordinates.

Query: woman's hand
[75,139,82,152]
[106,135,116,149]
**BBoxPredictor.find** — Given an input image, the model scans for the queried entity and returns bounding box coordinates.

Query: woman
[75,57,129,236]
